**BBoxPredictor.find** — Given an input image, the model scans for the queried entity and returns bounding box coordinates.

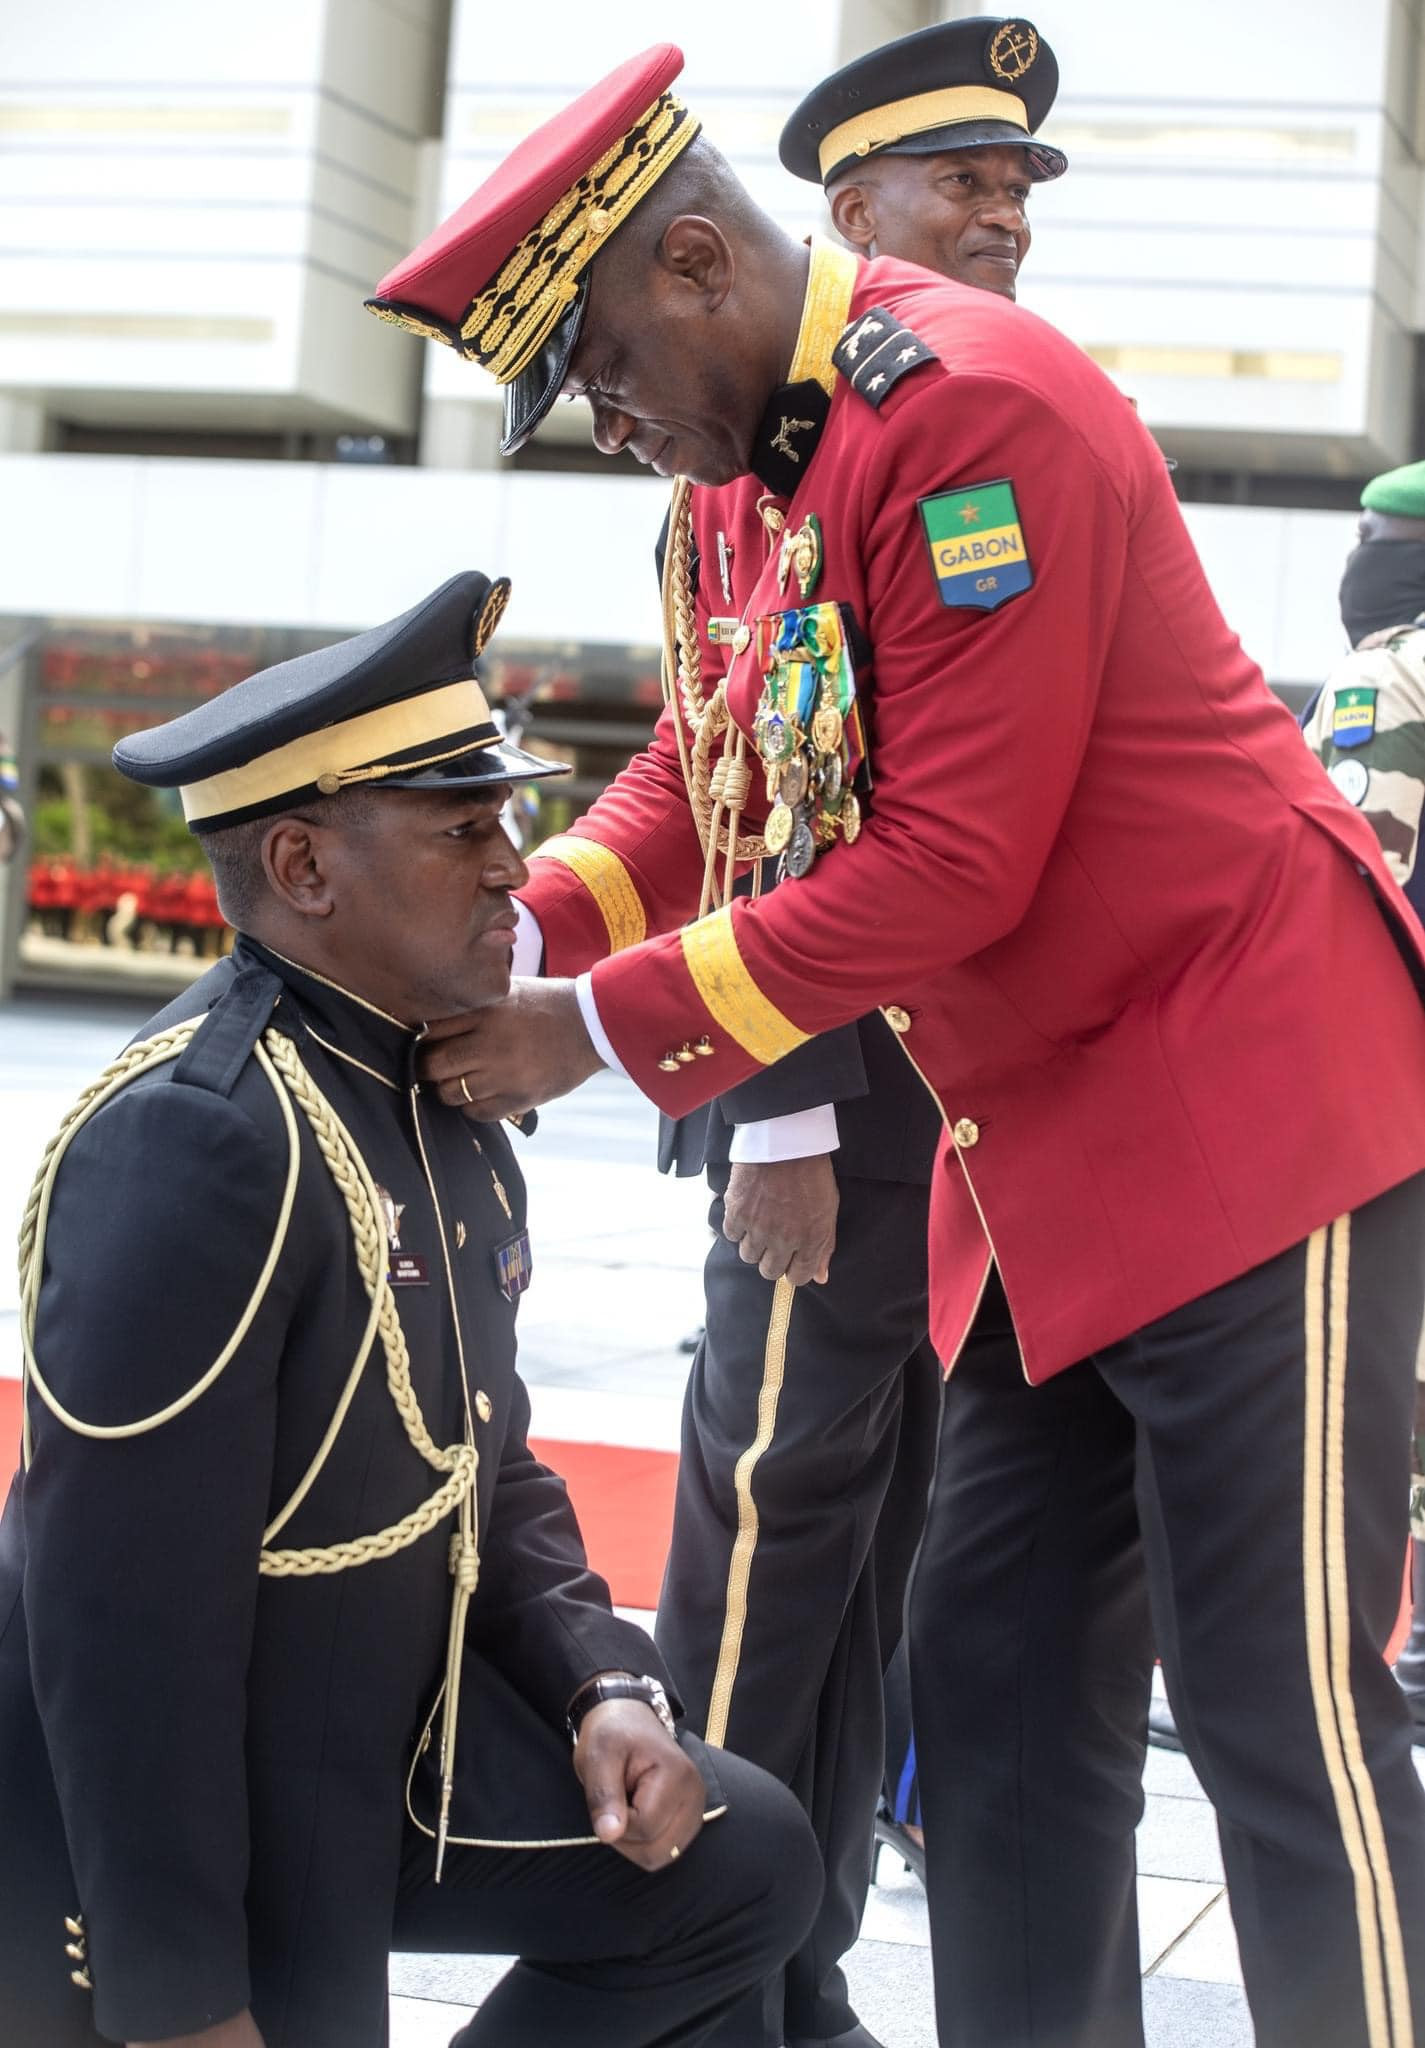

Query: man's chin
[426,968,511,1025]
[677,438,751,489]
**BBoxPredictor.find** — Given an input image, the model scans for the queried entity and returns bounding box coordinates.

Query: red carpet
[1,1375,1409,1642]
[0,1382,675,1609]
[531,1437,677,1611]
[0,1378,17,1467]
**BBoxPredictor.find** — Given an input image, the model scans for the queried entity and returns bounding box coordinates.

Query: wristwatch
[566,1671,677,1743]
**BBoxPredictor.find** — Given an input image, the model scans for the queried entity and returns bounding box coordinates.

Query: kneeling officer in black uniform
[0,570,820,2048]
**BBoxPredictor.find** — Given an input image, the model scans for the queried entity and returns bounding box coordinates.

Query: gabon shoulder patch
[919,479,1033,611]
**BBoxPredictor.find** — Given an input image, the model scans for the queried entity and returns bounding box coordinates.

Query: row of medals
[762,514,860,880]
[760,693,861,880]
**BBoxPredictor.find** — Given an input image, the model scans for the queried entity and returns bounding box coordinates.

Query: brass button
[694,1036,715,1057]
[455,1220,467,1250]
[475,1389,492,1423]
[63,1916,84,1939]
[657,1054,679,1072]
[675,1044,696,1064]
[65,1941,86,1962]
[70,1967,92,1990]
[952,1117,980,1149]
[884,1005,912,1034]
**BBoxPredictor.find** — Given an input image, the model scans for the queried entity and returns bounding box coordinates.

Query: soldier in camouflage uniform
[1301,455,1425,1743]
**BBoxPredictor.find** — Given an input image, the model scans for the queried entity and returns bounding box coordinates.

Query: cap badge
[472,575,512,658]
[988,21,1039,81]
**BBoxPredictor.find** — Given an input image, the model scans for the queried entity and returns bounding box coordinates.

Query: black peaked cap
[781,16,1065,187]
[114,571,567,832]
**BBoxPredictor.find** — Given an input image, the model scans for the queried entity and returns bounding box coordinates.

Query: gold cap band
[458,89,701,384]
[181,677,496,826]
[819,84,1028,180]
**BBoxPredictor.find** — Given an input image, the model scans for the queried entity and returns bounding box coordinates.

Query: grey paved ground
[6,988,1425,2046]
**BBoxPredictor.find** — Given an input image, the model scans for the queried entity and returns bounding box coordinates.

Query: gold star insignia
[960,504,982,524]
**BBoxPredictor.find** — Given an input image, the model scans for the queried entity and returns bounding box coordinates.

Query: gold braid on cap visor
[457,90,701,382]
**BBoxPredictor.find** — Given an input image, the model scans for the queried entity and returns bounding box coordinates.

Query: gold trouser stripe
[528,836,646,954]
[1302,1218,1414,2048]
[680,908,809,1066]
[703,1276,796,1749]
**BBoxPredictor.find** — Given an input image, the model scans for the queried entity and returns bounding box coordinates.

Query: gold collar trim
[264,945,413,1034]
[787,238,860,399]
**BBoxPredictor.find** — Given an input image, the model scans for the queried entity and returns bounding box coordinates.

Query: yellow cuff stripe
[819,83,1029,180]
[529,836,647,954]
[679,907,809,1066]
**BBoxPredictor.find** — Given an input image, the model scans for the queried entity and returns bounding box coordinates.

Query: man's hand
[131,2014,265,2048]
[722,1155,839,1285]
[420,978,604,1121]
[573,1699,707,1871]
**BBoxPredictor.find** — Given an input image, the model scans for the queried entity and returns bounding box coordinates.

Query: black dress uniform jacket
[0,940,681,2047]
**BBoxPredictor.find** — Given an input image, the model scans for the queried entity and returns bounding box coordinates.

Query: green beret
[1360,460,1425,519]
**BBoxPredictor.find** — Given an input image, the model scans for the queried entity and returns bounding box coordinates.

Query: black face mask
[1338,539,1425,647]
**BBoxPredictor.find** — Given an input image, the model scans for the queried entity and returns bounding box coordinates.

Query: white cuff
[729,1105,840,1163]
[511,899,545,978]
[574,972,626,1078]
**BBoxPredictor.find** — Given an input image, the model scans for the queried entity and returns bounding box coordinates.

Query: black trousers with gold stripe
[911,1171,1425,2048]
[656,1164,942,2048]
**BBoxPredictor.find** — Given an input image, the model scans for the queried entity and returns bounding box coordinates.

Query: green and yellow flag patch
[920,479,1032,611]
[1332,686,1377,748]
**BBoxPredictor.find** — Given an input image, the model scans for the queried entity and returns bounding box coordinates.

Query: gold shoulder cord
[659,240,858,918]
[17,1021,480,1876]
[660,476,766,918]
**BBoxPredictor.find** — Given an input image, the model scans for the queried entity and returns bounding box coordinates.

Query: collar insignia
[750,378,831,496]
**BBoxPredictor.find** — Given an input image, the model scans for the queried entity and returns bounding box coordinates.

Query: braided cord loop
[17,1022,476,1579]
[659,478,767,891]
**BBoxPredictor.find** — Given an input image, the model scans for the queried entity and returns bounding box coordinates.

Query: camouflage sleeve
[1301,629,1425,896]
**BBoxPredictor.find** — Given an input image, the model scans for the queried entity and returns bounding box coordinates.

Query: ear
[829,180,878,255]
[656,214,735,311]
[262,817,335,920]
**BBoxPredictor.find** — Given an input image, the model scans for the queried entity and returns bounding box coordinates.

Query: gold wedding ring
[459,1074,473,1104]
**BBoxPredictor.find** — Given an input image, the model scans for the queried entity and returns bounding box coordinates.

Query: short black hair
[200,785,380,930]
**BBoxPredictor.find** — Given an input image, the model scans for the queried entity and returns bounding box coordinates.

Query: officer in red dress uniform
[499,23,1066,2047]
[370,43,1425,2048]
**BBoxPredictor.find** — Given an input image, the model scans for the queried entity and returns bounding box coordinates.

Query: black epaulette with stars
[832,308,938,409]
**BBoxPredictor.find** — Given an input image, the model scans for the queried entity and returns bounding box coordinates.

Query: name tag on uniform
[494,1229,533,1302]
[377,1181,429,1284]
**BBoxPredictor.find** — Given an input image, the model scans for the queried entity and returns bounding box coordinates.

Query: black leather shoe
[871,1805,925,1887]
[787,2027,887,2048]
